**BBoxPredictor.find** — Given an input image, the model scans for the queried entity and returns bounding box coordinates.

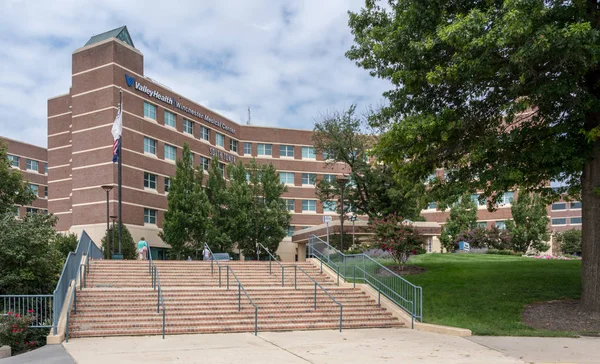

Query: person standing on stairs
[137,237,148,260]
[203,246,211,261]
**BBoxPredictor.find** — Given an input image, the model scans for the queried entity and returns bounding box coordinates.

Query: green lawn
[402,254,581,336]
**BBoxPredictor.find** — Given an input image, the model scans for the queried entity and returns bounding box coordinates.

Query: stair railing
[307,234,423,328]
[223,266,259,336]
[257,243,285,287]
[204,243,225,286]
[147,245,166,339]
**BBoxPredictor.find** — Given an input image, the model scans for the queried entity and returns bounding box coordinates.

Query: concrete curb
[306,258,472,337]
[0,345,11,359]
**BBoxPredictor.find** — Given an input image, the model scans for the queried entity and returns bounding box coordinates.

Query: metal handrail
[294,265,343,332]
[221,265,259,336]
[257,243,285,286]
[204,243,223,279]
[307,234,423,325]
[307,247,341,285]
[147,245,166,339]
[65,279,76,342]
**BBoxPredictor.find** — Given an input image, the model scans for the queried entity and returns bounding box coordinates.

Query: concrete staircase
[68,260,403,338]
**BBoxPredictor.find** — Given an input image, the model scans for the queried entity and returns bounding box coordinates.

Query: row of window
[27,184,47,198]
[551,201,581,210]
[427,192,514,210]
[552,217,581,226]
[7,155,48,173]
[12,207,49,217]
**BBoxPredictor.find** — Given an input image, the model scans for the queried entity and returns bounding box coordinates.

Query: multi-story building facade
[2,27,580,259]
[1,137,48,216]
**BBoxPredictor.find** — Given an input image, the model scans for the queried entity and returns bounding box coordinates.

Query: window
[570,217,582,225]
[280,145,294,157]
[144,172,157,189]
[183,119,193,135]
[552,218,567,226]
[285,199,295,211]
[230,139,238,153]
[280,172,294,185]
[164,177,171,193]
[323,174,336,183]
[427,202,437,210]
[144,102,156,120]
[26,208,39,214]
[28,184,38,196]
[218,163,225,178]
[200,157,210,171]
[200,126,210,141]
[502,191,514,205]
[552,203,567,211]
[7,155,19,167]
[44,186,48,198]
[302,146,316,159]
[302,200,316,212]
[44,163,48,174]
[245,172,251,182]
[216,133,225,147]
[471,194,485,206]
[26,159,38,171]
[495,221,507,230]
[302,173,316,185]
[164,144,176,161]
[164,110,176,128]
[323,151,330,160]
[257,143,272,156]
[144,208,157,224]
[570,201,582,209]
[287,226,296,237]
[323,201,337,213]
[244,142,252,155]
[13,206,19,217]
[144,137,156,155]
[476,221,487,229]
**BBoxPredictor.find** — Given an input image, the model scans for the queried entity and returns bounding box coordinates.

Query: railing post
[53,291,57,335]
[339,306,343,332]
[314,282,317,310]
[337,266,340,286]
[378,285,381,307]
[269,255,272,274]
[79,265,83,290]
[344,257,347,281]
[162,306,165,339]
[227,266,230,290]
[238,283,241,311]
[353,265,356,288]
[157,286,160,314]
[73,284,77,314]
[282,266,284,287]
[84,263,87,288]
[294,265,297,290]
[219,266,222,288]
[254,307,258,336]
[320,258,323,273]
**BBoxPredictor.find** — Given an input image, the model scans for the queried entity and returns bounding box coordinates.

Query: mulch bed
[377,265,427,276]
[522,299,600,335]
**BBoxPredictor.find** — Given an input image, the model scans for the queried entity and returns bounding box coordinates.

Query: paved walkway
[63,328,521,364]
[0,344,75,364]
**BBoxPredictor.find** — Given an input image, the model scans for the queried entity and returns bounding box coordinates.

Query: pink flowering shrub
[370,214,425,270]
[528,255,582,261]
[0,311,42,355]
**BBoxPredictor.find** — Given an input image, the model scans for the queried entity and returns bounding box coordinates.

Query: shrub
[487,249,520,256]
[554,229,582,256]
[100,223,137,259]
[0,312,44,355]
[53,232,78,259]
[370,214,425,269]
[452,227,512,250]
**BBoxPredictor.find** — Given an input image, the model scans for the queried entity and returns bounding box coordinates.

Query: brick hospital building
[2,27,582,259]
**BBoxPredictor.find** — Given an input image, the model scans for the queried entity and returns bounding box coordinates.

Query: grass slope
[403,254,581,336]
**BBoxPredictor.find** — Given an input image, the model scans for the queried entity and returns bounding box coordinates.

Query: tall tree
[160,143,210,259]
[347,0,600,310]
[226,162,253,255]
[100,223,137,260]
[506,192,550,253]
[312,106,424,220]
[205,158,234,253]
[237,160,291,257]
[0,142,36,214]
[440,194,478,252]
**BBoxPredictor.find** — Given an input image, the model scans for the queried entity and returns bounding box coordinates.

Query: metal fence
[1,295,54,328]
[53,230,101,334]
[308,234,423,327]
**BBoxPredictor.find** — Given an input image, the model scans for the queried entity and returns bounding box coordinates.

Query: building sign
[209,147,236,163]
[125,74,235,134]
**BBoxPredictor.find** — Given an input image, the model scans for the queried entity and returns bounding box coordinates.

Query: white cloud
[0,0,389,147]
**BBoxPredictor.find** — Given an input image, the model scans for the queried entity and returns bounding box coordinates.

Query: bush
[453,227,512,250]
[327,232,356,252]
[0,312,44,355]
[487,249,520,256]
[555,229,582,256]
[370,214,425,269]
[53,232,78,259]
[100,223,137,259]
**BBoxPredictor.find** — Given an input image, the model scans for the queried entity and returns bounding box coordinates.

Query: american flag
[111,108,122,163]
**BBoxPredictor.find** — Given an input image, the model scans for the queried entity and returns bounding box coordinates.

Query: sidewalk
[468,336,600,364]
[0,345,75,364]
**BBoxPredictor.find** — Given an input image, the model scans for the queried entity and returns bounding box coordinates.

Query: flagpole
[118,88,123,255]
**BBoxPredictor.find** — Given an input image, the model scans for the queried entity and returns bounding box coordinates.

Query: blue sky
[0,0,390,147]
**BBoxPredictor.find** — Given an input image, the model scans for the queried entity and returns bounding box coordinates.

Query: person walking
[137,237,148,260]
[203,246,211,261]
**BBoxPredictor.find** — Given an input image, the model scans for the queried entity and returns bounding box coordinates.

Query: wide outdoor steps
[68,287,403,337]
[68,260,403,338]
[85,261,336,288]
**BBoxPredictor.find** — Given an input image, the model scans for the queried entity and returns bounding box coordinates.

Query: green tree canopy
[506,192,550,253]
[347,0,600,310]
[100,222,137,260]
[0,142,36,214]
[205,158,234,253]
[440,194,478,252]
[312,106,424,220]
[160,143,211,259]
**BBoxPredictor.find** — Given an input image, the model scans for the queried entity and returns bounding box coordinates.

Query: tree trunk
[581,113,600,312]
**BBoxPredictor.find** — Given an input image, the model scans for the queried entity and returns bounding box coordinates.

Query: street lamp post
[101,185,114,259]
[110,215,117,258]
[349,214,358,247]
[336,177,349,252]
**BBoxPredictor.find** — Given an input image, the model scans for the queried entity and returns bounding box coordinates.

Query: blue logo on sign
[125,74,135,87]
